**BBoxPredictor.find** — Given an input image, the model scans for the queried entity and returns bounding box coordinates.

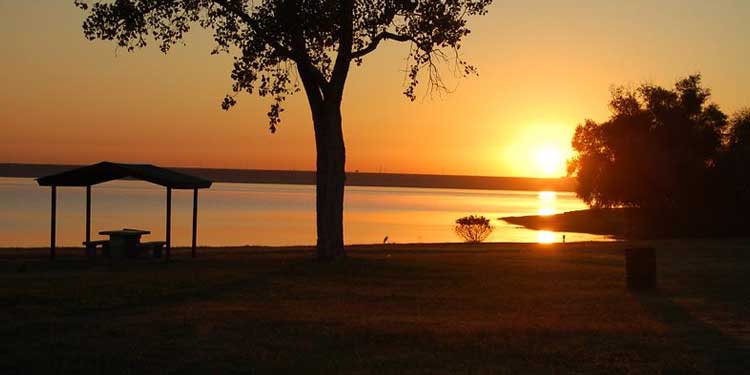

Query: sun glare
[538,207,555,216]
[538,191,556,215]
[535,147,563,177]
[537,231,556,244]
[538,191,556,200]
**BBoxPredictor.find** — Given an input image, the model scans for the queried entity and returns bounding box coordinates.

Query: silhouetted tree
[75,0,492,259]
[568,75,727,212]
[455,215,492,243]
[566,75,749,236]
[722,109,750,214]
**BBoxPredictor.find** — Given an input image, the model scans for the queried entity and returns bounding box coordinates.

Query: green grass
[1,240,749,374]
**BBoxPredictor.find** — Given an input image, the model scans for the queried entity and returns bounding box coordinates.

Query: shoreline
[502,208,750,239]
[501,209,629,237]
[0,163,575,192]
[0,240,618,251]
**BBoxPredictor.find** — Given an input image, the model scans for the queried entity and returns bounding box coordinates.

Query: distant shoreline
[0,163,575,192]
[502,208,749,239]
[501,209,625,237]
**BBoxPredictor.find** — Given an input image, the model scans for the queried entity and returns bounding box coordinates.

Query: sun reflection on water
[538,191,556,200]
[537,230,556,244]
[538,207,555,216]
[538,191,556,216]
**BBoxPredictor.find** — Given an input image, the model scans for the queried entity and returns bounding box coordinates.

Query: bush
[455,215,493,243]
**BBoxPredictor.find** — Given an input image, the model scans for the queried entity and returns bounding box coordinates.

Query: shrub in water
[455,215,493,243]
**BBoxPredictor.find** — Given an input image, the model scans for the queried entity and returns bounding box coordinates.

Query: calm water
[0,177,611,247]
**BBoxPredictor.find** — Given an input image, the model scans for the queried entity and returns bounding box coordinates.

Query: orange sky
[1,1,749,177]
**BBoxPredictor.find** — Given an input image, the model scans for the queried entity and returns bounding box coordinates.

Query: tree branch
[212,0,329,91]
[297,63,325,114]
[285,0,331,94]
[350,31,412,59]
[211,0,297,62]
[329,0,355,98]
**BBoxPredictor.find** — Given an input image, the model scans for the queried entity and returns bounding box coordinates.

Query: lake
[0,177,611,247]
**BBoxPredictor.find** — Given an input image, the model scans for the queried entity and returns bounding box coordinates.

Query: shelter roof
[36,162,212,189]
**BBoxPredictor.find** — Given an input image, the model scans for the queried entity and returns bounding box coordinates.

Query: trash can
[625,247,656,291]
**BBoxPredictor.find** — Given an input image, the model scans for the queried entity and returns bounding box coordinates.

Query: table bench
[138,241,167,258]
[100,229,150,259]
[82,240,109,258]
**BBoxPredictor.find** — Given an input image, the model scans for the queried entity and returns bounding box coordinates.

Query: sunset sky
[1,1,749,177]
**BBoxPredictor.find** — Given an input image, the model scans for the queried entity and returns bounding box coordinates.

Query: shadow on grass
[0,253,436,318]
[634,291,749,372]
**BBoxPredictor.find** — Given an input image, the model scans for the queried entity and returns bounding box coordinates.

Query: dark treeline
[568,75,750,237]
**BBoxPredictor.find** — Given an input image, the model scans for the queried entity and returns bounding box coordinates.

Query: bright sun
[535,147,563,177]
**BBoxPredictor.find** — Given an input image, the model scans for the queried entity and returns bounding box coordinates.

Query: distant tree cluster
[568,75,750,236]
[455,215,493,243]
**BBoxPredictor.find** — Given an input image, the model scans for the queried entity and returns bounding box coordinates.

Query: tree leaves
[568,75,735,211]
[77,0,492,130]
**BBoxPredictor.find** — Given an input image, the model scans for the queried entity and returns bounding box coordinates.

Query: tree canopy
[568,75,726,209]
[568,75,749,236]
[76,0,493,258]
[75,0,491,132]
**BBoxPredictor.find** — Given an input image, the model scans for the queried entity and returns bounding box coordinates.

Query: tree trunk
[313,102,346,260]
[296,59,349,260]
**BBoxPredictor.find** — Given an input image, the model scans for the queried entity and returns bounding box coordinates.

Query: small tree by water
[455,215,493,243]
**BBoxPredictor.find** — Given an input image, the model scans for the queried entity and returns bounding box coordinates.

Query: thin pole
[86,185,91,244]
[192,188,198,258]
[166,187,172,261]
[50,186,57,260]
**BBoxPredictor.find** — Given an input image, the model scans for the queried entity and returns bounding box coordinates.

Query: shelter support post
[192,188,198,258]
[36,162,212,261]
[166,187,172,261]
[86,185,91,244]
[50,186,56,259]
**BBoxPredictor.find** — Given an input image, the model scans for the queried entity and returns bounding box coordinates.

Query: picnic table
[38,162,211,260]
[99,229,150,258]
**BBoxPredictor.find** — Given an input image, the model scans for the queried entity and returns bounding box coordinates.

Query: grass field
[1,240,749,374]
